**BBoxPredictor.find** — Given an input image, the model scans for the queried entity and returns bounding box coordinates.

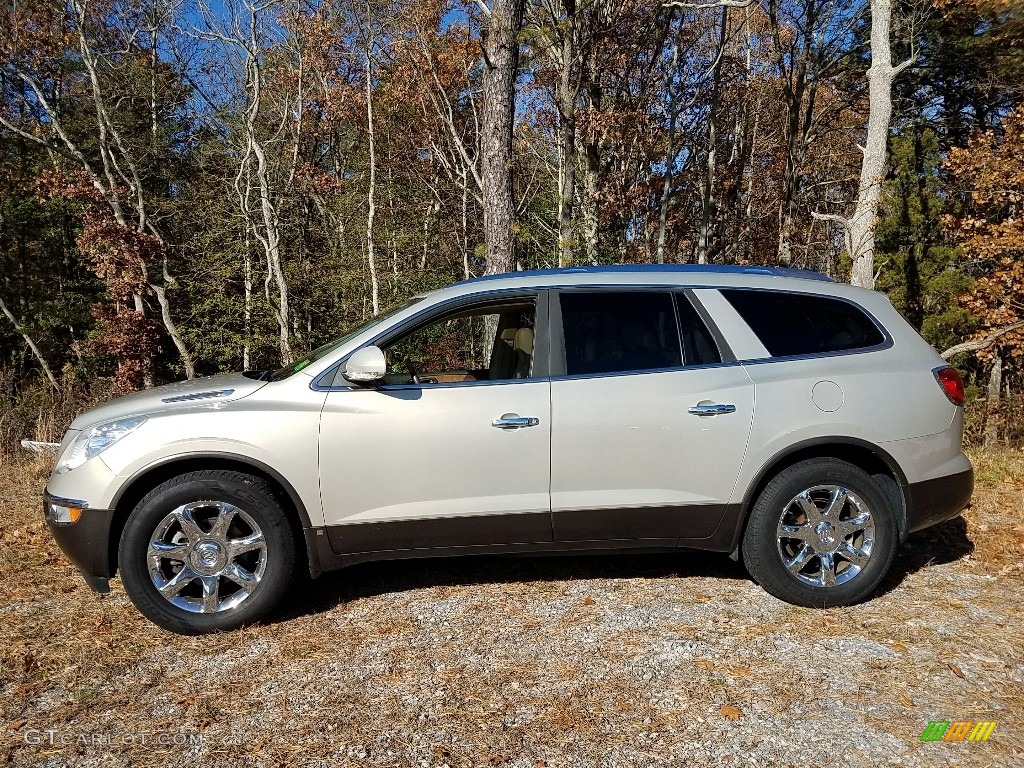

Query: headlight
[55,416,147,474]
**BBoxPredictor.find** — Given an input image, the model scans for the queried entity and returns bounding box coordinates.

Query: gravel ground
[2,453,1022,768]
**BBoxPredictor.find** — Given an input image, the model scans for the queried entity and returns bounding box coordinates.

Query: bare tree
[191,0,296,363]
[813,0,916,288]
[365,0,380,314]
[476,0,527,275]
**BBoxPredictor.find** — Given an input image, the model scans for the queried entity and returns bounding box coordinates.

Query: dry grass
[1,449,1022,767]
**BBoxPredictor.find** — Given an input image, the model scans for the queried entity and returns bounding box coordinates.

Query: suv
[43,265,973,634]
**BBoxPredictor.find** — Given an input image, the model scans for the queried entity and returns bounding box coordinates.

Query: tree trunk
[552,0,579,267]
[697,6,729,265]
[847,0,902,289]
[0,297,59,389]
[365,11,380,315]
[480,0,526,275]
[656,35,680,265]
[985,353,1002,448]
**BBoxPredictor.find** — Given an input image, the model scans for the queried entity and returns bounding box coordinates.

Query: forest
[1,0,1022,449]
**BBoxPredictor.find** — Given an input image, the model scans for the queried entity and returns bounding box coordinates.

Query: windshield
[270,296,426,381]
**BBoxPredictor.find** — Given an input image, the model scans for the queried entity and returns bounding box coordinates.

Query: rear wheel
[118,470,296,634]
[742,458,898,608]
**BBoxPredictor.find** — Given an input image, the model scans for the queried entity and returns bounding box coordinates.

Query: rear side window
[560,291,681,375]
[720,289,885,358]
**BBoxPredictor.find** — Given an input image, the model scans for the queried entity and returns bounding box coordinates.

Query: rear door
[549,289,755,545]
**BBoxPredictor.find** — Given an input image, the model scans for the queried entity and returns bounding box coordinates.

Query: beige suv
[43,265,973,634]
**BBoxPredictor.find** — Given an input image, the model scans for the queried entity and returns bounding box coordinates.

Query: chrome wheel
[147,501,267,614]
[776,484,875,588]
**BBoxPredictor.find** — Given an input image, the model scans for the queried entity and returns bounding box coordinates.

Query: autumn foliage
[946,107,1024,366]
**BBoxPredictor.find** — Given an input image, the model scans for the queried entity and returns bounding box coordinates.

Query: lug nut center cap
[191,540,226,573]
[816,522,837,548]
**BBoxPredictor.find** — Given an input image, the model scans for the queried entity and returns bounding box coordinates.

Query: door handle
[492,414,540,429]
[688,403,737,416]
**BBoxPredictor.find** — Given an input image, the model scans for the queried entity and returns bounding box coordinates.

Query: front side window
[560,291,682,376]
[380,300,537,385]
[720,289,885,358]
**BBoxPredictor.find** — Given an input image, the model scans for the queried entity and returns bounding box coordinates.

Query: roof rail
[457,263,833,285]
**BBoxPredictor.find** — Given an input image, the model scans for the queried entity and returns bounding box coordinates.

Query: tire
[118,470,296,634]
[741,458,898,608]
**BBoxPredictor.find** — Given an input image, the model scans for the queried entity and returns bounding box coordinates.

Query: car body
[43,264,974,633]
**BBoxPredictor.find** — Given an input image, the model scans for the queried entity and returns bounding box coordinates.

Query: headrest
[514,327,534,355]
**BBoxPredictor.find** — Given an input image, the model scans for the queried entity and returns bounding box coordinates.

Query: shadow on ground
[272,549,748,624]
[877,514,975,595]
[270,515,975,624]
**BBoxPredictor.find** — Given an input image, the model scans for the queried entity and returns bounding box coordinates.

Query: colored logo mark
[921,721,997,742]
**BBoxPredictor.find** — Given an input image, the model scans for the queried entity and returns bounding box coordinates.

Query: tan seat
[513,327,534,378]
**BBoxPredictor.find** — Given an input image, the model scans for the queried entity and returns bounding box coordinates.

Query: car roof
[455,264,834,287]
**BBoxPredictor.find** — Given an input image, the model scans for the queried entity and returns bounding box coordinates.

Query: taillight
[933,366,965,406]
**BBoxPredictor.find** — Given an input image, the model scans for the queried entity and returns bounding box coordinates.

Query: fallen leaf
[898,693,916,708]
[582,597,595,606]
[696,659,714,670]
[719,705,742,720]
[890,642,909,653]
[948,662,967,679]
[729,665,752,676]
[8,720,26,732]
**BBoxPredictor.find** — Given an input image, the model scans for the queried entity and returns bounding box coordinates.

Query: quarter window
[720,289,885,357]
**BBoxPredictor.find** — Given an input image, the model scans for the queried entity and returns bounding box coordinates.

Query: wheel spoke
[784,544,816,574]
[200,575,220,613]
[157,566,199,598]
[819,552,837,587]
[148,540,189,561]
[838,540,870,569]
[792,493,821,524]
[223,562,259,592]
[173,506,205,542]
[837,512,871,537]
[227,531,265,557]
[823,487,849,518]
[778,522,816,543]
[208,504,238,540]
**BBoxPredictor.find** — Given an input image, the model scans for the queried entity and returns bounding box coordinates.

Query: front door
[319,293,552,554]
[549,289,754,544]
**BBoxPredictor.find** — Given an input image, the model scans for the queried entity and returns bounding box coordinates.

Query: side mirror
[342,345,387,384]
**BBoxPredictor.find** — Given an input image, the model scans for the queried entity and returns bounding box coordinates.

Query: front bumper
[43,491,115,593]
[904,467,974,535]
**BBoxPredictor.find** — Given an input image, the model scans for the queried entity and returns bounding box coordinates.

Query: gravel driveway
[2,455,1021,768]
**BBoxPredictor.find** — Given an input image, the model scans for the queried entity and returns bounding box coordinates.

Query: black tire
[118,470,296,634]
[741,458,897,608]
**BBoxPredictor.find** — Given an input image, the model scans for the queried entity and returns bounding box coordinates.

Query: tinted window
[721,289,885,357]
[560,292,681,375]
[675,294,722,366]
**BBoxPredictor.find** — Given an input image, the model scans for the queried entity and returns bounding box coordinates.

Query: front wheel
[118,470,296,634]
[742,458,898,608]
